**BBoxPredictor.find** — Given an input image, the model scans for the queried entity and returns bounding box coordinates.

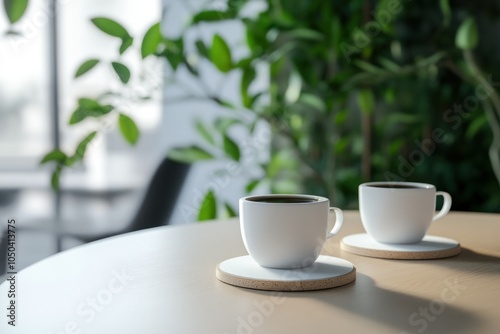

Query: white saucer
[216,255,356,291]
[341,234,461,260]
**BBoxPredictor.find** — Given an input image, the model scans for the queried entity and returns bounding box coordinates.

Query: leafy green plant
[4,1,500,215]
[40,17,143,189]
[159,0,500,213]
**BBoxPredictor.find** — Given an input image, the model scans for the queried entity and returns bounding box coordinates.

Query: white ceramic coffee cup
[239,194,344,269]
[359,182,452,244]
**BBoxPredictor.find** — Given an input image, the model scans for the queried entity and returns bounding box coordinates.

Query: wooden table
[1,211,499,334]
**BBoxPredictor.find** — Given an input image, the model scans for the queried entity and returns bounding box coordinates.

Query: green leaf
[274,11,295,28]
[168,146,214,163]
[51,165,62,191]
[389,139,405,155]
[213,98,235,109]
[72,131,97,163]
[192,10,234,23]
[271,179,301,194]
[455,17,478,51]
[241,66,256,108]
[223,134,240,161]
[195,40,209,58]
[164,38,184,56]
[440,0,451,27]
[164,53,183,70]
[119,36,133,55]
[227,0,246,15]
[357,89,375,115]
[112,61,131,84]
[354,60,385,74]
[78,98,101,109]
[465,114,487,140]
[163,38,184,70]
[298,93,326,112]
[210,34,232,72]
[245,27,257,51]
[69,108,92,125]
[69,98,113,124]
[384,88,396,104]
[249,93,263,108]
[267,151,299,178]
[214,118,240,133]
[374,0,399,32]
[270,53,286,77]
[4,0,29,24]
[245,179,260,193]
[198,191,217,221]
[378,57,401,72]
[248,119,258,134]
[287,28,323,41]
[343,72,374,90]
[386,113,421,124]
[222,202,237,218]
[334,137,349,154]
[141,23,162,58]
[91,17,130,39]
[334,109,348,125]
[241,67,256,93]
[75,59,100,78]
[195,120,215,145]
[40,149,67,165]
[235,57,253,69]
[118,114,139,145]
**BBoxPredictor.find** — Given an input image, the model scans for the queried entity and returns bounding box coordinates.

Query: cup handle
[327,207,344,239]
[432,191,452,221]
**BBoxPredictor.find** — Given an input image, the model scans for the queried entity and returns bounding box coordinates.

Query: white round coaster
[341,234,461,260]
[216,255,356,291]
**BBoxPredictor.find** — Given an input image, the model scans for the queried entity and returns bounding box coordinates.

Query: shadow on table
[247,273,480,334]
[429,248,500,275]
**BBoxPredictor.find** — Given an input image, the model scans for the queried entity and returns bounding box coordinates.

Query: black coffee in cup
[247,196,318,203]
[368,184,422,189]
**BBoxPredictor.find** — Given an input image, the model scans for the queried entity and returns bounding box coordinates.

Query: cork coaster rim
[216,256,356,291]
[341,234,461,260]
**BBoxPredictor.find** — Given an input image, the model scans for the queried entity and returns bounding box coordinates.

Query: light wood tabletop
[1,211,499,334]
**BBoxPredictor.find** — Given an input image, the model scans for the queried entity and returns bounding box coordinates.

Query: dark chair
[0,157,190,273]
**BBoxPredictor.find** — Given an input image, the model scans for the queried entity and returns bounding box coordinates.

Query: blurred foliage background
[6,0,499,217]
[166,0,500,214]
